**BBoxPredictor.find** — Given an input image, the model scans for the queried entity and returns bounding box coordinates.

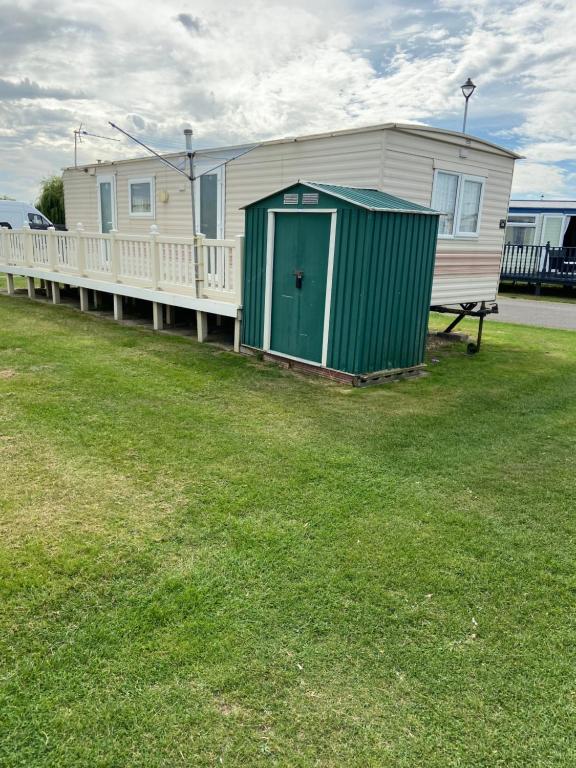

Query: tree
[36,176,65,226]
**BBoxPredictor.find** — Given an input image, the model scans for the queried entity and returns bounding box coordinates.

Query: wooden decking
[0,225,244,347]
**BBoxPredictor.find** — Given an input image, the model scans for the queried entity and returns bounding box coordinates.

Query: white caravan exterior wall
[63,124,519,306]
[63,156,193,235]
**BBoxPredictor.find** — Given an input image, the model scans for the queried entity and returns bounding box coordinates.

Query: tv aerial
[74,123,121,166]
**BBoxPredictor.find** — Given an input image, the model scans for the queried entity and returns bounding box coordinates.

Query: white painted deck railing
[0,225,243,305]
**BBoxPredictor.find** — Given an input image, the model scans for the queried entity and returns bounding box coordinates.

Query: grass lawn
[1,294,576,767]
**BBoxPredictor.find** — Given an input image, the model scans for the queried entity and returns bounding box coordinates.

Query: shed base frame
[243,347,427,386]
[431,301,498,354]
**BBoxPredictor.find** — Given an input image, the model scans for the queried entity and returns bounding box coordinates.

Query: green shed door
[270,213,332,364]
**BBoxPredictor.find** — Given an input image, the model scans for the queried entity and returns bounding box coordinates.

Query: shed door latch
[294,270,303,289]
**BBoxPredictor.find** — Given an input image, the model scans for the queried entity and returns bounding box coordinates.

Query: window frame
[505,215,537,246]
[28,212,51,228]
[193,162,225,239]
[128,176,155,219]
[432,169,486,239]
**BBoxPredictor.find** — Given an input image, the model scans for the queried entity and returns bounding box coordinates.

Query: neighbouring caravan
[63,123,521,307]
[506,200,576,248]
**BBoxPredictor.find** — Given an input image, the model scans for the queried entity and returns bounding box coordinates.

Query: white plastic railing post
[235,235,245,304]
[47,226,57,271]
[110,229,118,281]
[23,224,33,266]
[76,223,86,275]
[195,233,205,298]
[150,224,160,289]
[0,226,9,265]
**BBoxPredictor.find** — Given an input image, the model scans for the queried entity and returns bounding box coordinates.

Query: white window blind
[459,179,482,233]
[431,171,485,237]
[540,216,564,247]
[432,171,458,235]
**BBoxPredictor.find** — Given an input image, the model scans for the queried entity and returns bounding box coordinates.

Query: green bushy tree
[36,176,65,226]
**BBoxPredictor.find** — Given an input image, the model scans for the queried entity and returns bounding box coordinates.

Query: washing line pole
[184,128,196,240]
[108,120,261,245]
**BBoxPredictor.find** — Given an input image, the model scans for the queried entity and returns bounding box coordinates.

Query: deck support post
[51,282,60,304]
[153,302,164,331]
[165,305,174,327]
[79,287,90,312]
[26,277,36,299]
[234,313,242,353]
[93,290,102,309]
[6,274,15,295]
[44,281,52,300]
[196,310,208,343]
[113,294,123,321]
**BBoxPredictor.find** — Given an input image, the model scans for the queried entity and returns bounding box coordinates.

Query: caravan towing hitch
[430,301,498,354]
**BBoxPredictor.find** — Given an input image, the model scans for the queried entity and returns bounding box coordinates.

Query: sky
[1,0,576,203]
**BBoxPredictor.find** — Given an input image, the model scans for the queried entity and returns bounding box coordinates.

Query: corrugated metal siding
[241,207,268,349]
[327,210,437,374]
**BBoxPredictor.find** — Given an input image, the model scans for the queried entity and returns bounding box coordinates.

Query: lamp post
[461,78,476,133]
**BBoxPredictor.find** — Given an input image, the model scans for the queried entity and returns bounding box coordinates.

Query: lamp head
[461,78,476,100]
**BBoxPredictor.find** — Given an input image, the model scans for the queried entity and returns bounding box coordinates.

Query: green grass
[1,295,576,767]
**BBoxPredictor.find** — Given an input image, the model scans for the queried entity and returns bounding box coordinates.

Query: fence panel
[56,233,79,270]
[0,227,242,303]
[501,243,576,286]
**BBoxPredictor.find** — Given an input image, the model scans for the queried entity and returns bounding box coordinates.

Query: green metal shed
[241,181,439,384]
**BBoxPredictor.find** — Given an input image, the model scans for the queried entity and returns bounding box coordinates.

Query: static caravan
[506,200,576,248]
[63,122,520,310]
[501,200,576,291]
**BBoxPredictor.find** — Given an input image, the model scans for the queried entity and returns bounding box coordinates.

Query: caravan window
[431,171,459,235]
[200,174,218,239]
[128,177,155,217]
[432,171,485,237]
[194,163,224,239]
[505,215,536,246]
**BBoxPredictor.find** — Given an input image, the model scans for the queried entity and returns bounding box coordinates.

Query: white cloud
[1,0,576,202]
[511,162,571,198]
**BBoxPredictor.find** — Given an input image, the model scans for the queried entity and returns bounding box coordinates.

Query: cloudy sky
[1,0,575,202]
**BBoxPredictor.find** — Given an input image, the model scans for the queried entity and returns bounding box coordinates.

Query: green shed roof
[301,181,438,214]
[242,180,439,215]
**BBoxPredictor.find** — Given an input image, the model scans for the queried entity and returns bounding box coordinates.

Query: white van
[0,201,55,230]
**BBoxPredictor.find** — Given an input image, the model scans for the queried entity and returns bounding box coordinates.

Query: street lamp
[461,78,476,133]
